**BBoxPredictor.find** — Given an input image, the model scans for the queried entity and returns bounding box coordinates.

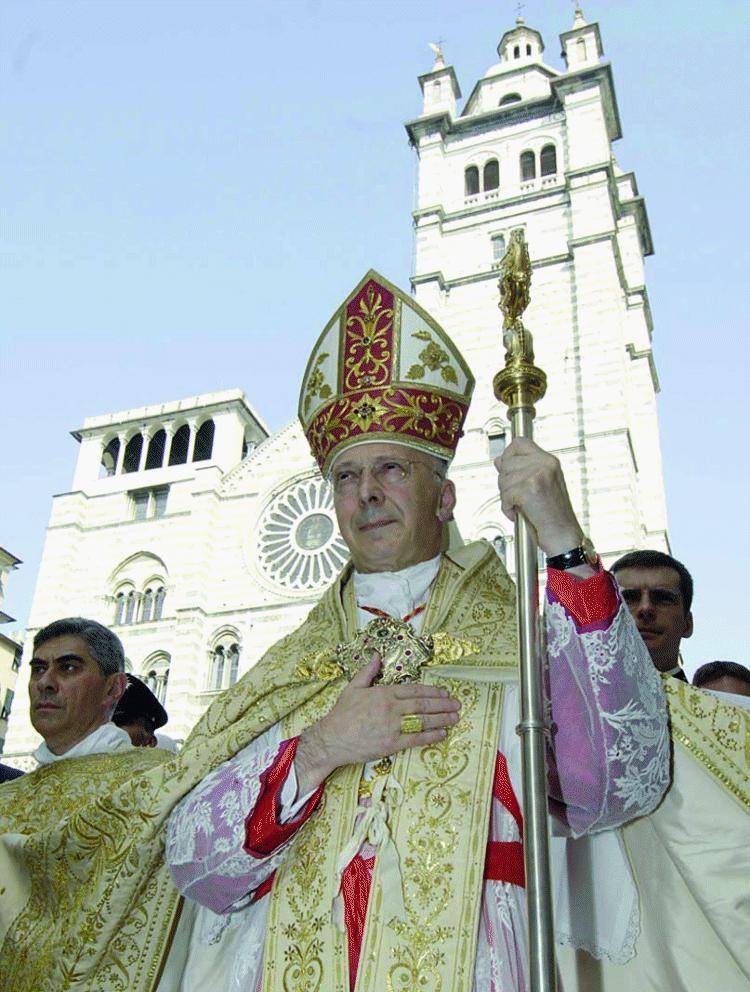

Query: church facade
[4,9,667,761]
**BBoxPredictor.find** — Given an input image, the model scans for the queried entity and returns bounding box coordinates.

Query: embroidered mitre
[298,270,475,474]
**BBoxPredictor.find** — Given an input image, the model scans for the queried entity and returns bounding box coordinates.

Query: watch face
[582,536,597,567]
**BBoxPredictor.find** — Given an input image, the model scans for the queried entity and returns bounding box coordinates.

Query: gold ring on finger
[400,713,423,734]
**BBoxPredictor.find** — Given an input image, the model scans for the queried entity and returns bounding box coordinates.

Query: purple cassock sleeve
[543,567,669,836]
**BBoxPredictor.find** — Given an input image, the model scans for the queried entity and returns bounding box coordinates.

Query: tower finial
[515,1,525,26]
[573,3,587,27]
[428,40,445,68]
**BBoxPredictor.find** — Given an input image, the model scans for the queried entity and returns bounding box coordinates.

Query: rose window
[256,477,348,590]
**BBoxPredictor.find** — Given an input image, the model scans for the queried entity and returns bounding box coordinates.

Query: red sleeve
[546,558,619,629]
[243,736,324,858]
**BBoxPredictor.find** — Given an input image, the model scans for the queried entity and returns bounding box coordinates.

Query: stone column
[186,420,198,463]
[114,432,127,475]
[137,428,150,472]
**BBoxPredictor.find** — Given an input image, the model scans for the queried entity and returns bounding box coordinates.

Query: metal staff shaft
[494,229,556,992]
[509,405,557,992]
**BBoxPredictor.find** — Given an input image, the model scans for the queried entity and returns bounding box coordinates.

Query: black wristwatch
[546,536,597,570]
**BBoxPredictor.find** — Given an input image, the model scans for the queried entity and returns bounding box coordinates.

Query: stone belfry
[405,7,668,565]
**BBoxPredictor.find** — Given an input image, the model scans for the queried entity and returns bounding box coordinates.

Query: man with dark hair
[611,549,693,680]
[693,660,750,703]
[113,675,169,748]
[29,616,130,760]
[0,618,173,989]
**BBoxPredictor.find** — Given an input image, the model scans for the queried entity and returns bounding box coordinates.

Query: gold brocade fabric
[662,676,750,812]
[557,678,750,992]
[263,542,517,992]
[0,748,177,992]
[0,542,516,992]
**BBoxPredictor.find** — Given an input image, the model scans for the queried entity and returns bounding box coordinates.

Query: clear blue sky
[1,0,748,675]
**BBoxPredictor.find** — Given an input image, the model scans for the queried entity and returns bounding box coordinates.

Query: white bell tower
[405,8,669,566]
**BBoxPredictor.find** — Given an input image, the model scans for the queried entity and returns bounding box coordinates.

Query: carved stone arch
[122,431,144,474]
[193,418,215,462]
[520,149,536,181]
[109,552,169,626]
[142,572,167,594]
[145,426,167,470]
[140,650,171,705]
[540,143,558,177]
[112,580,135,626]
[208,628,242,692]
[483,413,509,462]
[168,422,190,466]
[209,624,242,648]
[483,412,510,435]
[108,551,169,588]
[100,434,121,477]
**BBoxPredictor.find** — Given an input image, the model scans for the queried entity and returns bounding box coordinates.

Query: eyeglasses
[329,457,444,496]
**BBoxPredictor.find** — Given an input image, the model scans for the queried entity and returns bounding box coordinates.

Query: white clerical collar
[354,554,441,627]
[33,722,132,766]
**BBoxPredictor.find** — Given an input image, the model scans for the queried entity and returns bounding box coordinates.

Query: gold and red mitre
[298,270,475,475]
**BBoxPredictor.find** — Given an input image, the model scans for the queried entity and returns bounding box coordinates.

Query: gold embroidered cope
[262,543,517,992]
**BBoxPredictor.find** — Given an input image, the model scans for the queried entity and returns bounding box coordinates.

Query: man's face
[332,442,456,574]
[614,566,693,672]
[29,634,126,755]
[118,718,158,747]
[699,675,750,699]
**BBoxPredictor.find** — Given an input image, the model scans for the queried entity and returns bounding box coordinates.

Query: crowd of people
[0,272,747,991]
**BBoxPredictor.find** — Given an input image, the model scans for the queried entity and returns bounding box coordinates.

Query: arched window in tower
[433,79,442,98]
[210,646,225,691]
[123,434,143,474]
[145,429,166,470]
[208,632,241,691]
[513,45,520,59]
[192,419,215,462]
[168,424,190,466]
[142,653,170,704]
[483,159,500,192]
[141,588,154,623]
[124,590,137,625]
[114,591,126,625]
[499,93,522,106]
[577,37,587,60]
[491,234,506,264]
[227,644,240,687]
[153,587,166,621]
[520,150,536,181]
[540,144,557,177]
[488,430,507,461]
[526,43,532,56]
[464,166,480,197]
[101,437,120,477]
